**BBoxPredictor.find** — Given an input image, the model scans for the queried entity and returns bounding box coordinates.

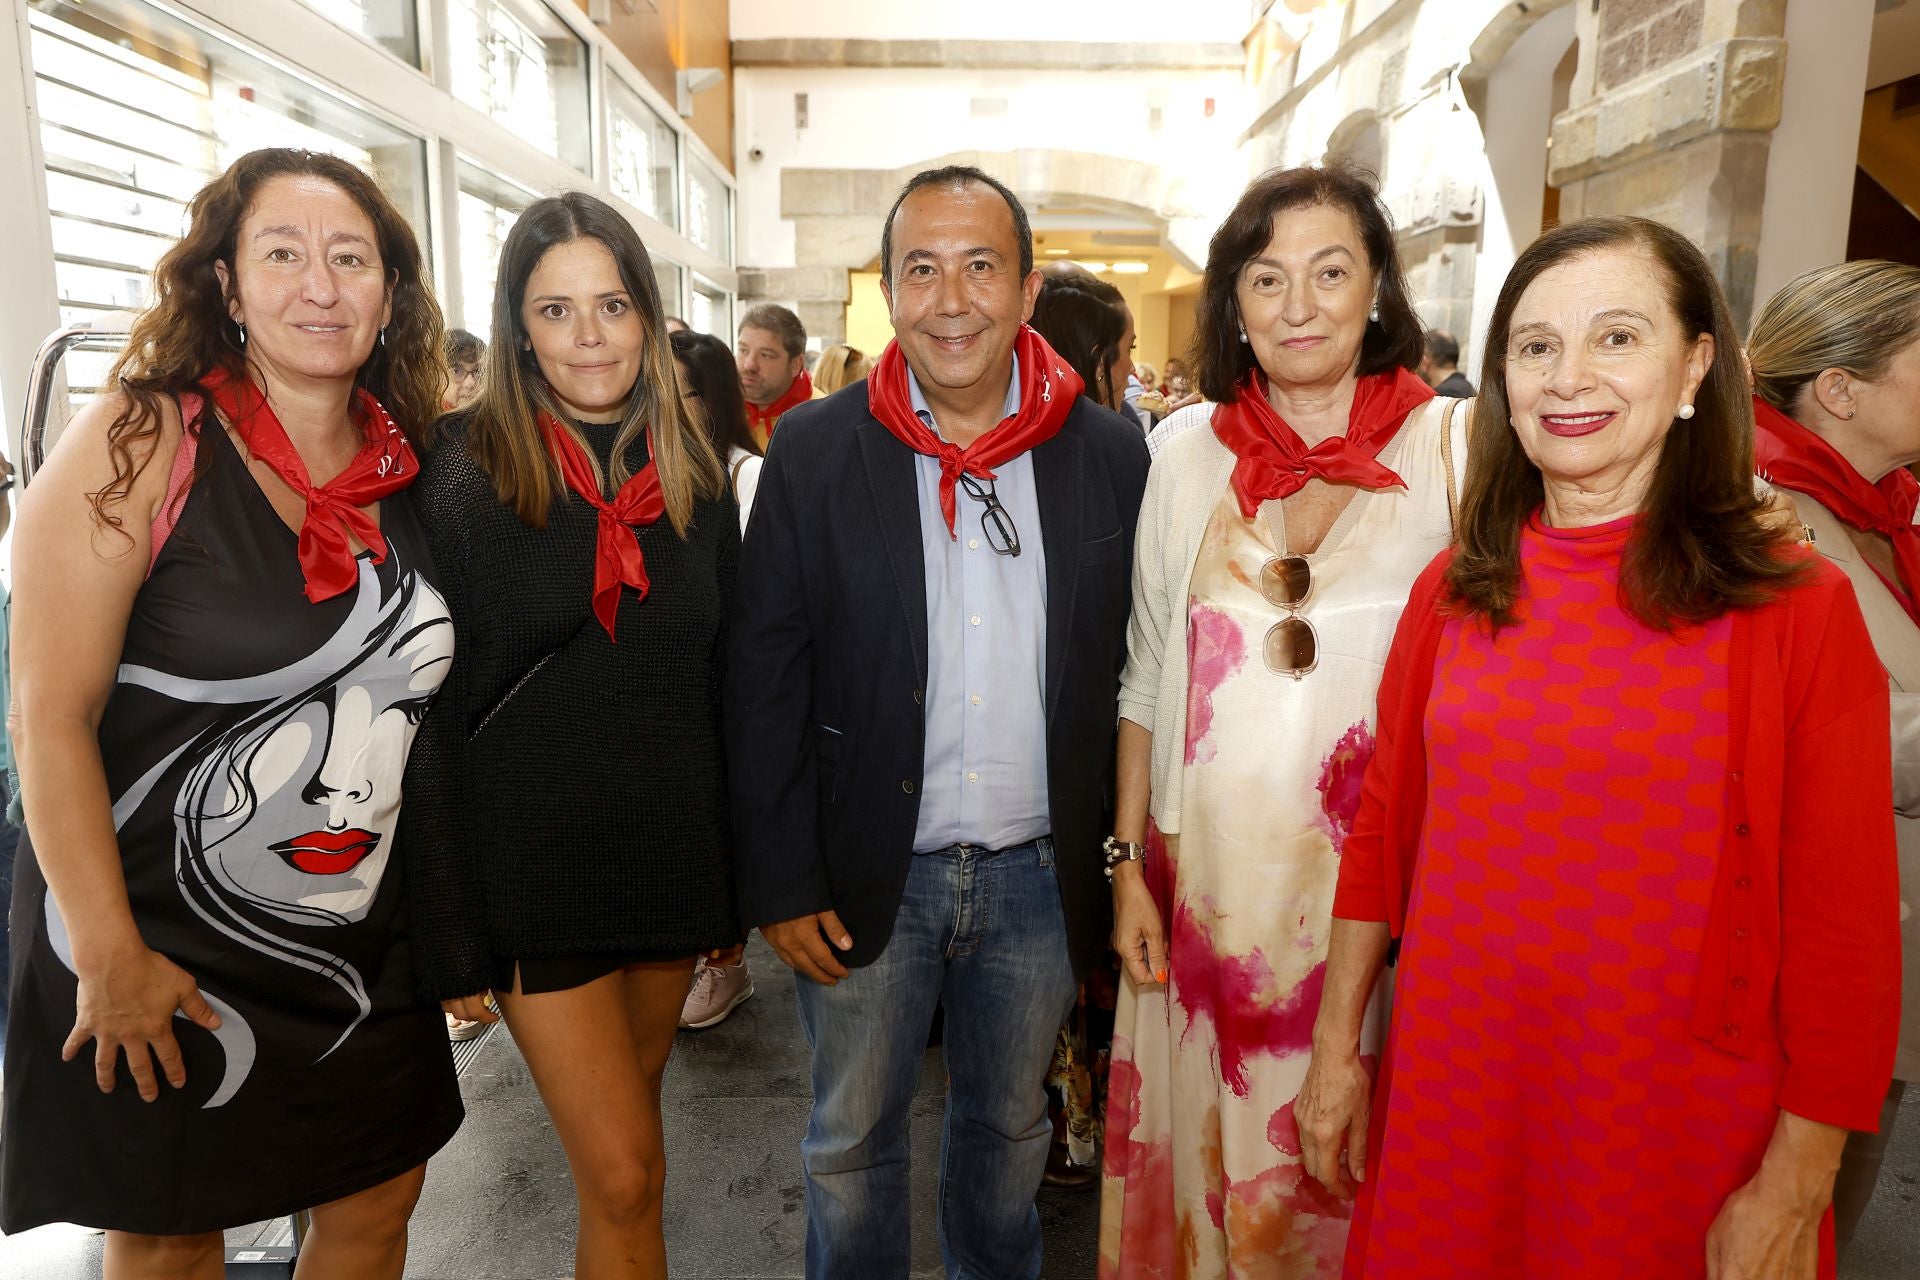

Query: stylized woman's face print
[204,584,453,923]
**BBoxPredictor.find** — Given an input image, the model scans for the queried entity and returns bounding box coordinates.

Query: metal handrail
[19,312,137,486]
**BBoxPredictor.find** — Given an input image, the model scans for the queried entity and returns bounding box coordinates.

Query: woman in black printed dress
[2,149,459,1280]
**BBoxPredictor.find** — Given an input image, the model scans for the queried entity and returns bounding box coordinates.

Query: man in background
[737,303,812,447]
[1419,328,1476,397]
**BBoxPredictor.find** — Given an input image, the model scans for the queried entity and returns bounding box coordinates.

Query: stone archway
[742,148,1204,345]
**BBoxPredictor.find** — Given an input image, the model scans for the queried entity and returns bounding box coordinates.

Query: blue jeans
[794,838,1077,1279]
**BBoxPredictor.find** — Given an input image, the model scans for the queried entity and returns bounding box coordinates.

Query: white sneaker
[679,958,754,1028]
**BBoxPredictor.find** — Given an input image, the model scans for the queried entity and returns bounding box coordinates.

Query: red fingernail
[1154,968,1168,984]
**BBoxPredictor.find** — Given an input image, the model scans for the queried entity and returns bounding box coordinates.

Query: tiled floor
[1,936,1914,1277]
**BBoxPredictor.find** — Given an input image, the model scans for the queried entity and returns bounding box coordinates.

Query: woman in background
[810,342,875,398]
[1747,258,1920,1260]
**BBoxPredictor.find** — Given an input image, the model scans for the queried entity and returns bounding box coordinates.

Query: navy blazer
[725,378,1150,978]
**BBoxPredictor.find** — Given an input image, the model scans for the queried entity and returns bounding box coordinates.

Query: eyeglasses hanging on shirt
[957,472,1022,557]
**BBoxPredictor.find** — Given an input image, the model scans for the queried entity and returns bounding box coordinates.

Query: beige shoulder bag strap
[1440,398,1463,534]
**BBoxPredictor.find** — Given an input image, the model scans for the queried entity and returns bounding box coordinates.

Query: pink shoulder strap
[148,392,202,575]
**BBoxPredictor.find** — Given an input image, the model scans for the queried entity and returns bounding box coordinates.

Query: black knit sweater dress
[403,417,741,1000]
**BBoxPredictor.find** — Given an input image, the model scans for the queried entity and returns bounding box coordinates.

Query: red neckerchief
[1754,394,1920,625]
[201,366,416,603]
[1209,366,1435,519]
[745,368,814,439]
[866,325,1083,538]
[541,413,665,642]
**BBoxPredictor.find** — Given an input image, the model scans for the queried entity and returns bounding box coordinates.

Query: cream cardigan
[1117,395,1467,833]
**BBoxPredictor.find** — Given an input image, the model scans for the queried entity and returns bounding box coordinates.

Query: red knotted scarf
[542,414,665,641]
[1210,366,1435,519]
[1753,394,1920,625]
[201,366,417,603]
[745,369,814,441]
[866,325,1084,538]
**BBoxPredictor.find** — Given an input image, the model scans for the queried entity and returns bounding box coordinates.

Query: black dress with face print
[1,412,462,1235]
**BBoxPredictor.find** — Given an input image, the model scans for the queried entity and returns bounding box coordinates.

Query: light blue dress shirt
[908,364,1052,853]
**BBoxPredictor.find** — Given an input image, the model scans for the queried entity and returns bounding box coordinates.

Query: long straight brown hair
[454,192,722,532]
[1448,216,1803,630]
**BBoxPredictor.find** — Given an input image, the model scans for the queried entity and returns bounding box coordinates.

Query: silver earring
[236,322,246,347]
[1677,403,1695,420]
[1846,410,1857,420]
[1237,327,1248,343]
[379,326,387,348]
[1369,303,1381,323]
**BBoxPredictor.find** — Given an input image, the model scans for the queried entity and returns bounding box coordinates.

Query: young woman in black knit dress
[404,192,739,1278]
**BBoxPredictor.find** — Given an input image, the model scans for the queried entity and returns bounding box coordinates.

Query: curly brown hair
[94,148,445,536]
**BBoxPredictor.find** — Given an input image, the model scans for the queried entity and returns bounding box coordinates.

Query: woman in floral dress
[1099,164,1470,1278]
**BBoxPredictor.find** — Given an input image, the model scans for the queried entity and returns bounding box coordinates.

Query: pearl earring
[1677,404,1695,420]
[1237,327,1248,343]
[1369,303,1381,323]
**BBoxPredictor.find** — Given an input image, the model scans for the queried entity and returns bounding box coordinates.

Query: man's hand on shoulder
[761,910,855,985]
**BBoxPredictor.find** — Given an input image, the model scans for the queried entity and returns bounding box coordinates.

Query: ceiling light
[1111,261,1151,275]
[1044,248,1071,256]
[1075,261,1110,273]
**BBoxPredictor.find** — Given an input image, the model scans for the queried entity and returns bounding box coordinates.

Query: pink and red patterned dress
[1345,513,1820,1278]
[1101,408,1459,1279]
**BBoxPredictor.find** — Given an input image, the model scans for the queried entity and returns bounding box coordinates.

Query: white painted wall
[729,0,1250,42]
[1752,0,1875,312]
[733,65,1244,269]
[1467,3,1576,372]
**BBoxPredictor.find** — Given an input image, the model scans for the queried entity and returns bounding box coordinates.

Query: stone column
[1548,0,1789,325]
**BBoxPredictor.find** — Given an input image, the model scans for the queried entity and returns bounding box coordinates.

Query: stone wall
[1552,0,1788,323]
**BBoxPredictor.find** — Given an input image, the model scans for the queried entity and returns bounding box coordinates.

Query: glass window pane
[685,156,730,262]
[653,258,683,322]
[447,0,590,173]
[608,77,678,231]
[689,277,729,338]
[296,0,420,66]
[27,0,430,383]
[457,160,537,341]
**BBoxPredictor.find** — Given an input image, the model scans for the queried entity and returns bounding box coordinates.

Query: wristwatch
[1102,836,1146,881]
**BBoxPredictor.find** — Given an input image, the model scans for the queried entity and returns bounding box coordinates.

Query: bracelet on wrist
[1102,836,1146,881]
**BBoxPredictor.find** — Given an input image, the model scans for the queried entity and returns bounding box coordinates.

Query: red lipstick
[271,828,380,875]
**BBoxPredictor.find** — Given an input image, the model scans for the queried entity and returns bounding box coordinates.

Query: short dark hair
[1449,215,1804,631]
[444,328,485,366]
[1423,329,1459,366]
[880,165,1033,286]
[739,303,806,358]
[672,328,761,460]
[1192,162,1425,403]
[1030,264,1129,409]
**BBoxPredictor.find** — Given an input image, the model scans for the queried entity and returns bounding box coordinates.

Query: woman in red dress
[1294,217,1901,1280]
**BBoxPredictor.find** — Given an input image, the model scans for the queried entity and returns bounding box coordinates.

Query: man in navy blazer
[726,166,1149,1278]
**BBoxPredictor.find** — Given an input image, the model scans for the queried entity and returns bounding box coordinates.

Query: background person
[1,146,459,1280]
[736,303,810,447]
[1298,216,1901,1280]
[727,164,1149,1279]
[1747,258,1920,1259]
[1416,328,1475,397]
[1024,261,1140,1189]
[445,328,485,411]
[810,342,875,398]
[404,192,738,1280]
[1098,163,1467,1280]
[668,326,764,1031]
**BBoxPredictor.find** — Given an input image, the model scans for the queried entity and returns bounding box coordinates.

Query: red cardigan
[1332,548,1902,1132]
